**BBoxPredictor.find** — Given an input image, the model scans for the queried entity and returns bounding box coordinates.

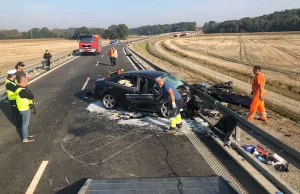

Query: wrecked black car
[92,70,192,117]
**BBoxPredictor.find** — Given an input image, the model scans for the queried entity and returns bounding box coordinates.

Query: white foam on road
[86,101,107,113]
[85,102,211,135]
[118,119,150,127]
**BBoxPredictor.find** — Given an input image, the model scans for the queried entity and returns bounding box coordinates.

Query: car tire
[160,102,170,118]
[102,93,116,109]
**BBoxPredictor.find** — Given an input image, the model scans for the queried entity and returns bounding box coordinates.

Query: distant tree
[131,22,196,35]
[73,26,90,39]
[40,27,51,38]
[51,28,61,38]
[117,24,129,39]
[203,8,300,34]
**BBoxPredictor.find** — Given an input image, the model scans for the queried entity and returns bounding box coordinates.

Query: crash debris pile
[243,144,289,172]
[192,81,252,109]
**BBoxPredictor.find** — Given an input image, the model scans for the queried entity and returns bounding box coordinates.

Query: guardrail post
[233,126,241,141]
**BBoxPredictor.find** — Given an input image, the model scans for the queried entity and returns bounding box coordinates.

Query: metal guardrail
[0,50,78,83]
[127,45,300,170]
[0,50,78,97]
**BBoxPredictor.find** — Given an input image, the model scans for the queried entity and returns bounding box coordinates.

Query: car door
[106,75,137,105]
[125,76,161,112]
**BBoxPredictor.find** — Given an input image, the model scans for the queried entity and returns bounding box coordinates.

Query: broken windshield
[161,74,184,88]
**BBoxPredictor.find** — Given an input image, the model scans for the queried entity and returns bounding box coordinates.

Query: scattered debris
[202,109,220,117]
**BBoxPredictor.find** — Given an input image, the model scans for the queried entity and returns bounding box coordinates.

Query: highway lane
[0,45,216,194]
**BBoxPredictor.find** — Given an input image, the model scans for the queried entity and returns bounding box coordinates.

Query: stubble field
[164,33,300,100]
[0,38,79,73]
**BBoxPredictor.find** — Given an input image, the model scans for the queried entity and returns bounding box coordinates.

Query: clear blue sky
[0,0,300,31]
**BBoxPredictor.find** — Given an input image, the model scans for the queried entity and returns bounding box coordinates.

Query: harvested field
[0,36,145,74]
[0,38,78,73]
[164,33,300,101]
[130,36,300,193]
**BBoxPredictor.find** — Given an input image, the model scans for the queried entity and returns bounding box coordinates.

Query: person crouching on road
[111,47,118,66]
[43,50,52,70]
[247,65,267,121]
[15,62,27,84]
[5,70,21,126]
[16,76,35,142]
[156,77,183,133]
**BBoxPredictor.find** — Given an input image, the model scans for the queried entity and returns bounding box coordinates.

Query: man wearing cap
[43,50,52,70]
[5,70,21,125]
[15,76,35,143]
[15,62,27,84]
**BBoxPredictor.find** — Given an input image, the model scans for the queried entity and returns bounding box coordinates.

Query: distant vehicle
[110,40,117,45]
[110,40,121,44]
[92,70,192,117]
[79,34,102,55]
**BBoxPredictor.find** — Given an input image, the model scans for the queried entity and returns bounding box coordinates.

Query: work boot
[168,127,177,134]
[176,123,182,128]
[23,139,35,143]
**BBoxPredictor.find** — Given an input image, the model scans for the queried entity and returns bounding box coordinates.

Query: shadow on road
[97,62,114,66]
[55,178,88,194]
[74,90,95,104]
[0,100,22,138]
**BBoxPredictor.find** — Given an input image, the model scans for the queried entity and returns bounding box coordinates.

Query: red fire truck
[79,34,102,55]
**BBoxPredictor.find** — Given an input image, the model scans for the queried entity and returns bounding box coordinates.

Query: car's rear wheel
[102,94,116,109]
[160,102,170,118]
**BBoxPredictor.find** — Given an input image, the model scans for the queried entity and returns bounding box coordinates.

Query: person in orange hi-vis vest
[106,48,113,65]
[247,65,267,121]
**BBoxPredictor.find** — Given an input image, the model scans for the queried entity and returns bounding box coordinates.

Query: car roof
[123,70,167,79]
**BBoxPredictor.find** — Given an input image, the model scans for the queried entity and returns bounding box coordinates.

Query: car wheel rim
[103,95,115,108]
[161,103,169,117]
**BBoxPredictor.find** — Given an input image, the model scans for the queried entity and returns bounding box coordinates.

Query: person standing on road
[106,48,113,65]
[247,65,267,121]
[156,77,183,133]
[15,62,27,84]
[43,50,52,70]
[5,70,21,125]
[111,47,118,66]
[15,76,35,142]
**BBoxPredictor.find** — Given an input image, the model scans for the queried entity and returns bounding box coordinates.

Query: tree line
[203,9,300,34]
[130,22,196,35]
[0,24,129,40]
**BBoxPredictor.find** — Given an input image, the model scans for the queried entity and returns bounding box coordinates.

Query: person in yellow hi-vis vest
[5,70,21,125]
[156,77,183,133]
[15,76,35,143]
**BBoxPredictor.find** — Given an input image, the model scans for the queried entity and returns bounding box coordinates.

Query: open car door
[106,74,138,105]
[125,76,162,112]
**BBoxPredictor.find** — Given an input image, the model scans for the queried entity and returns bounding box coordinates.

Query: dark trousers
[9,100,21,125]
[45,59,51,67]
[111,57,117,66]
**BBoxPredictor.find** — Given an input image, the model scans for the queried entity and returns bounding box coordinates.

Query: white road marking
[28,56,80,85]
[65,177,70,184]
[0,56,79,101]
[124,46,138,70]
[100,135,152,164]
[101,55,104,57]
[81,77,90,91]
[96,61,99,66]
[25,161,49,194]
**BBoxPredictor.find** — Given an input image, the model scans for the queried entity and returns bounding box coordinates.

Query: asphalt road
[0,45,216,194]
